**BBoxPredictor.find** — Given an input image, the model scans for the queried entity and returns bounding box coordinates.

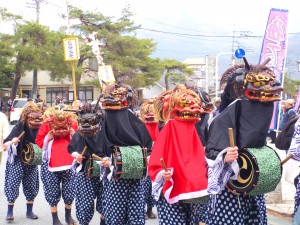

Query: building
[18,69,101,106]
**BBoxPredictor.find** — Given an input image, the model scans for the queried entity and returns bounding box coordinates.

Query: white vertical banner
[63,38,80,61]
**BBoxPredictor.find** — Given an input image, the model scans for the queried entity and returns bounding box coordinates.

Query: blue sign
[234,48,245,59]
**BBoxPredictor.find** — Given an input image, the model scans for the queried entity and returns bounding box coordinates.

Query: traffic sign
[234,48,245,59]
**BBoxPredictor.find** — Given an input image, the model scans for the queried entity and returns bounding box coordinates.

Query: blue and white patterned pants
[41,161,75,207]
[156,195,207,225]
[102,179,145,225]
[206,189,267,225]
[142,176,156,209]
[74,173,102,225]
[4,156,39,203]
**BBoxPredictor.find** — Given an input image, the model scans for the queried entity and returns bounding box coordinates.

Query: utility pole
[231,27,253,65]
[26,0,45,100]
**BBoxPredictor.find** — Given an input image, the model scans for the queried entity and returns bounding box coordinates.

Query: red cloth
[145,122,159,141]
[148,119,208,203]
[49,137,74,168]
[35,121,78,170]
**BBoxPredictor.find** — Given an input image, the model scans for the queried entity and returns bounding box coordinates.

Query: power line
[137,27,263,38]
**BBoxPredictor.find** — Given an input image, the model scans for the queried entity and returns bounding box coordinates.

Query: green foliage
[284,73,300,97]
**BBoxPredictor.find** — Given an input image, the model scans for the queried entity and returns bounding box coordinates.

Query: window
[46,87,69,106]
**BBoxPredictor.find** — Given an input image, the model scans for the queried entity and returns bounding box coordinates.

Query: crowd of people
[0,57,300,225]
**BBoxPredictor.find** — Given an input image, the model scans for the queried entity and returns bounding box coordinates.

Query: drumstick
[160,158,168,172]
[81,146,87,156]
[228,128,235,147]
[92,154,103,161]
[281,154,294,165]
[17,131,25,140]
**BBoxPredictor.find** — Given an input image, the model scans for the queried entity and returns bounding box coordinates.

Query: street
[0,125,292,225]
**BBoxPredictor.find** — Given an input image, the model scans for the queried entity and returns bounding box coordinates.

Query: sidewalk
[267,202,294,218]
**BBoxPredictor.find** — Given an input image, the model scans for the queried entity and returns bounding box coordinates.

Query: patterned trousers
[4,156,39,203]
[41,162,75,207]
[156,195,207,225]
[206,189,267,225]
[102,179,145,225]
[74,173,102,225]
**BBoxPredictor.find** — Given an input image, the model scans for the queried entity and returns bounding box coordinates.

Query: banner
[98,65,115,88]
[63,38,80,61]
[258,8,289,130]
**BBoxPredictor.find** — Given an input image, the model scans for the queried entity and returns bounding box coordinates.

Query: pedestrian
[0,111,10,163]
[93,83,153,225]
[35,106,78,225]
[205,57,282,225]
[279,99,296,131]
[68,102,105,225]
[148,85,208,225]
[3,102,44,221]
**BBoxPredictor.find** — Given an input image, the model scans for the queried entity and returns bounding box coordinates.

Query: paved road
[0,125,292,225]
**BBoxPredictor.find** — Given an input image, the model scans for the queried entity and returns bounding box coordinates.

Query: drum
[84,158,100,178]
[227,146,282,196]
[21,142,43,165]
[112,145,147,180]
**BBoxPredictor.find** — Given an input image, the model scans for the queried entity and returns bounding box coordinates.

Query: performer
[3,101,43,221]
[148,85,209,225]
[194,89,214,147]
[287,116,300,224]
[205,57,282,225]
[139,98,158,219]
[94,83,153,225]
[68,102,105,225]
[35,106,78,225]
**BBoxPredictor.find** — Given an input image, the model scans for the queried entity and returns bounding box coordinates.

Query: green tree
[63,5,162,89]
[0,34,15,88]
[283,73,300,97]
[160,59,194,90]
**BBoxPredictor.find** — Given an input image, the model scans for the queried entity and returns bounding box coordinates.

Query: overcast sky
[1,0,300,65]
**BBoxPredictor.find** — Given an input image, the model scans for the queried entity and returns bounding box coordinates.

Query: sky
[1,0,300,75]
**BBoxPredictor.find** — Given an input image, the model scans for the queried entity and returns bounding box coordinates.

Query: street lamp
[215,52,234,98]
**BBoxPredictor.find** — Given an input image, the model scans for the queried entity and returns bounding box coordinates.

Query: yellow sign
[63,38,80,61]
[98,65,115,85]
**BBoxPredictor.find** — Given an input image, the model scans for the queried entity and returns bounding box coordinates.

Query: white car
[9,98,28,124]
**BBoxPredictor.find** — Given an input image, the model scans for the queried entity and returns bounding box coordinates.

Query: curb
[266,206,293,219]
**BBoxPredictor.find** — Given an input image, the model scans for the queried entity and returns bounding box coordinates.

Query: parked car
[9,98,28,124]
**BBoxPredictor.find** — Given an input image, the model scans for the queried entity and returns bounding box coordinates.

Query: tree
[62,4,162,89]
[283,73,300,98]
[0,8,71,100]
[160,59,194,90]
[0,34,15,88]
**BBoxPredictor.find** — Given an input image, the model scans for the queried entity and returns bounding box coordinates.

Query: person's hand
[69,128,75,137]
[162,170,172,181]
[101,157,111,168]
[2,144,8,151]
[224,146,239,163]
[12,137,20,145]
[147,156,150,165]
[76,154,85,164]
[48,131,54,141]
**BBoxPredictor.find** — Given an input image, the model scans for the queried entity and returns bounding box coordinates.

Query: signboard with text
[98,65,116,86]
[63,38,80,61]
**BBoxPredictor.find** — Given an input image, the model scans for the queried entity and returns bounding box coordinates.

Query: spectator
[279,99,296,131]
[35,95,43,103]
[54,96,62,105]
